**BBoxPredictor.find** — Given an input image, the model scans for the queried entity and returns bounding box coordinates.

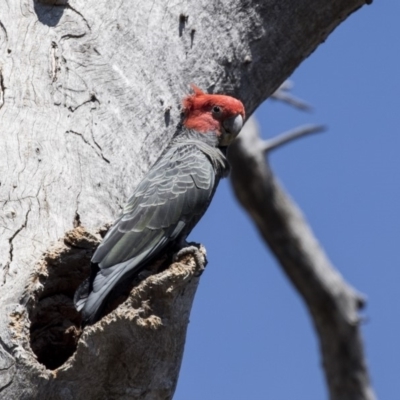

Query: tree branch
[0,0,371,398]
[271,81,312,111]
[228,117,376,400]
[262,124,326,152]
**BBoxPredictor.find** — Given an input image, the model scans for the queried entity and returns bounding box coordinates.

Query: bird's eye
[212,106,222,114]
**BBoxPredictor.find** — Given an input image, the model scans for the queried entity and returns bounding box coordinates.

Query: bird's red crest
[182,84,207,113]
[183,84,245,134]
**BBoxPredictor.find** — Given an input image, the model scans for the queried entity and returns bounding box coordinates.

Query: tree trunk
[0,0,370,398]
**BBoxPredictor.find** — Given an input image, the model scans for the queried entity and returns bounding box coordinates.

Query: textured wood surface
[0,0,368,398]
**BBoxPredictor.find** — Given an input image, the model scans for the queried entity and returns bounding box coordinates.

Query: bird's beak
[223,114,243,138]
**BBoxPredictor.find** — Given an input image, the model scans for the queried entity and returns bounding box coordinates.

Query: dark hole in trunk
[28,227,98,370]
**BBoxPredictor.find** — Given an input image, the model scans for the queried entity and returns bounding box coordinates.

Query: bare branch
[228,117,376,400]
[262,124,326,152]
[271,81,312,111]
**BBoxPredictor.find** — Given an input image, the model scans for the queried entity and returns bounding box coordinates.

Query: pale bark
[0,0,370,399]
[229,118,376,400]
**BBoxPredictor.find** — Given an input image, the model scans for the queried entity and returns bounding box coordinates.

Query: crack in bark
[67,94,100,113]
[90,126,105,154]
[0,20,8,45]
[60,32,87,41]
[65,4,91,32]
[50,41,60,83]
[4,208,31,284]
[65,130,110,164]
[0,197,39,212]
[0,69,5,110]
[0,375,15,393]
[0,337,16,391]
[0,364,15,372]
[73,154,83,230]
[47,5,91,107]
[0,336,14,358]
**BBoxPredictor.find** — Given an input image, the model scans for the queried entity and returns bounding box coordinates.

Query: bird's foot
[173,243,207,277]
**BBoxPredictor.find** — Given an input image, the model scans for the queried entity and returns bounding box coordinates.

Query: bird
[74,85,245,325]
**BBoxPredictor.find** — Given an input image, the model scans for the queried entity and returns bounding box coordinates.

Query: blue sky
[175,1,399,399]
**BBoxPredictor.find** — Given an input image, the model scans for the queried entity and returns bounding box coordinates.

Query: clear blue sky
[175,1,399,399]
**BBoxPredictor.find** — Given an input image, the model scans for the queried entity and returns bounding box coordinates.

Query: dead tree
[229,115,375,400]
[0,0,373,399]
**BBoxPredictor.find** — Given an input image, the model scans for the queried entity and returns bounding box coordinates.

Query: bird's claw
[173,245,206,277]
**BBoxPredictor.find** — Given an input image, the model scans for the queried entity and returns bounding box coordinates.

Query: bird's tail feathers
[74,278,90,312]
[81,262,128,325]
[78,238,169,326]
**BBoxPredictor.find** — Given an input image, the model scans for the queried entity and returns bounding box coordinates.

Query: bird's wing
[79,143,216,323]
[93,143,215,269]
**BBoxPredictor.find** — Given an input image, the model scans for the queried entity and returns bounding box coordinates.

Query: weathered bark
[0,0,370,398]
[229,118,376,400]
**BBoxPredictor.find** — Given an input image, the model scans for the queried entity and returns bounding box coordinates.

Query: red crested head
[183,85,245,146]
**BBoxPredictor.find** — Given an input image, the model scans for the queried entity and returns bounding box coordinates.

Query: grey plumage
[74,129,229,325]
